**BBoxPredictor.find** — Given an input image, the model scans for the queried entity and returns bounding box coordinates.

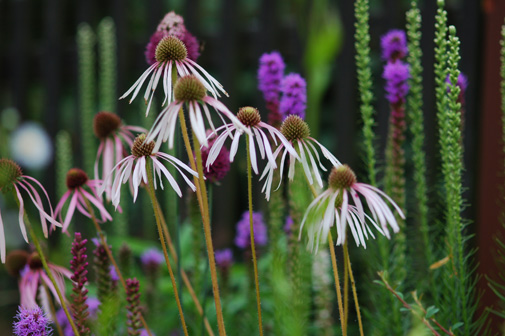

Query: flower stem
[145,159,189,336]
[328,234,346,336]
[343,242,364,336]
[178,107,226,335]
[245,135,264,335]
[343,243,349,335]
[306,183,346,335]
[80,192,153,336]
[25,219,80,336]
[43,283,64,336]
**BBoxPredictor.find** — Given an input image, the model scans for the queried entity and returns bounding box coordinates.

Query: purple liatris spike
[126,278,142,336]
[235,211,268,249]
[141,248,164,277]
[13,306,52,336]
[258,51,285,126]
[70,232,91,335]
[383,61,410,106]
[380,29,408,61]
[279,73,307,120]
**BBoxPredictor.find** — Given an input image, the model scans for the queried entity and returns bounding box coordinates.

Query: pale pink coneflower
[54,168,113,233]
[300,164,404,252]
[120,35,227,116]
[259,115,341,200]
[0,159,61,263]
[146,75,249,149]
[18,251,73,309]
[93,111,146,200]
[206,106,298,174]
[100,134,198,208]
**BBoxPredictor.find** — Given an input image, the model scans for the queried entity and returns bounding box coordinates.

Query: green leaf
[425,306,439,319]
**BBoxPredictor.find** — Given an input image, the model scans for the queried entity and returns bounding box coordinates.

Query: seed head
[132,134,155,158]
[328,165,357,190]
[93,112,121,139]
[0,159,22,190]
[27,252,43,270]
[5,250,29,277]
[237,106,261,127]
[280,115,310,141]
[66,168,89,189]
[155,36,188,63]
[174,75,206,102]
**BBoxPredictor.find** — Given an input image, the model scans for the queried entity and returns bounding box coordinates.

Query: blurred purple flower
[215,249,233,269]
[381,29,408,61]
[383,61,410,105]
[279,73,307,120]
[13,306,52,336]
[235,211,268,249]
[284,216,293,234]
[446,72,468,97]
[141,248,164,273]
[258,52,285,105]
[200,133,231,183]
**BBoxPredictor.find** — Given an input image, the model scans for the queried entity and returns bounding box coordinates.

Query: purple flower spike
[258,52,285,125]
[200,132,231,183]
[235,211,268,249]
[381,29,408,61]
[141,248,164,276]
[215,248,234,269]
[13,306,52,336]
[279,73,307,120]
[70,232,90,335]
[284,216,294,234]
[383,61,410,105]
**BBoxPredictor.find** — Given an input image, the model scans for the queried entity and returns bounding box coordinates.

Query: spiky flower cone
[126,278,142,336]
[71,232,91,336]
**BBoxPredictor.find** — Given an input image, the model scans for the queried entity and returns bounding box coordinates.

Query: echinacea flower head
[54,168,112,233]
[146,75,248,149]
[13,305,52,336]
[19,252,73,309]
[0,159,61,263]
[215,248,233,269]
[100,134,198,208]
[260,115,341,200]
[383,61,410,105]
[300,164,404,252]
[121,35,225,116]
[206,106,297,175]
[5,250,29,277]
[279,73,307,120]
[381,29,408,61]
[93,111,146,200]
[235,211,268,249]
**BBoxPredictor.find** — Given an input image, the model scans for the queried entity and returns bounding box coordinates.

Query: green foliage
[304,0,343,138]
[354,0,377,186]
[77,23,97,175]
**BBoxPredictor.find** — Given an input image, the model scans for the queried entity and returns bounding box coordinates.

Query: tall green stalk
[55,131,74,250]
[406,2,432,275]
[354,0,377,186]
[98,17,117,113]
[77,23,96,174]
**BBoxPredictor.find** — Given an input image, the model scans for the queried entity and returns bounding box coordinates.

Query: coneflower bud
[126,278,142,336]
[0,158,22,190]
[328,165,357,190]
[66,168,89,189]
[5,250,29,277]
[70,232,91,336]
[280,115,310,142]
[132,134,155,158]
[93,112,121,139]
[237,106,261,127]
[155,36,187,63]
[174,75,206,102]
